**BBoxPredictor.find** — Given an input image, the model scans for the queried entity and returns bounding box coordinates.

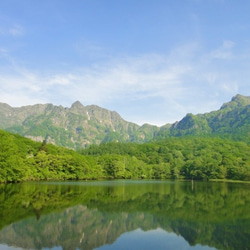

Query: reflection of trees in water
[0,181,249,250]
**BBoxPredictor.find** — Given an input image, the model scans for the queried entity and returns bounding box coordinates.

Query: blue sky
[1,0,250,125]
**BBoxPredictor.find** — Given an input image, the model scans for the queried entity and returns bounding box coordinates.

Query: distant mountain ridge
[0,94,250,149]
[163,94,250,142]
[0,101,159,149]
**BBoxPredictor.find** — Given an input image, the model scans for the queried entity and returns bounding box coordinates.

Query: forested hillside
[0,129,101,183]
[0,101,159,149]
[1,129,250,183]
[80,138,250,181]
[1,94,250,149]
[156,94,250,143]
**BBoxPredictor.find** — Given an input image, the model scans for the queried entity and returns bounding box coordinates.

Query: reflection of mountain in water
[0,181,249,250]
[0,206,159,250]
[95,228,217,250]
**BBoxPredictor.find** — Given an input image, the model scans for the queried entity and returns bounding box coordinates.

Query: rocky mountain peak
[70,101,85,110]
[231,94,250,105]
[1,94,250,148]
[220,94,250,110]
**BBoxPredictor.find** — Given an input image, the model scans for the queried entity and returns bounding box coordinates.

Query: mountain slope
[1,94,250,149]
[156,94,250,143]
[0,101,159,149]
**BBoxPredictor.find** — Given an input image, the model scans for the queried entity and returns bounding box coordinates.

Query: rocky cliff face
[1,94,250,149]
[0,101,159,149]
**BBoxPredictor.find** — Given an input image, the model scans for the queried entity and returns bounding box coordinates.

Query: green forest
[1,129,250,183]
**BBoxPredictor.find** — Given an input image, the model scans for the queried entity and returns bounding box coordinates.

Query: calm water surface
[0,180,249,250]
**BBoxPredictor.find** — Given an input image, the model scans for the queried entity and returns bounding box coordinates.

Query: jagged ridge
[0,101,159,149]
[0,94,250,149]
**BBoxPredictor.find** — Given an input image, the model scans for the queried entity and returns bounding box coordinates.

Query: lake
[0,180,249,250]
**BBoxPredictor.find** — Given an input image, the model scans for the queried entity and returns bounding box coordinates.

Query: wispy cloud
[0,41,249,125]
[0,17,25,37]
[48,74,77,86]
[9,24,25,37]
[210,40,235,59]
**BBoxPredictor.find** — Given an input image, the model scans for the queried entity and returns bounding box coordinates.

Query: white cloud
[64,54,193,107]
[48,74,77,86]
[0,92,44,107]
[221,82,239,93]
[0,50,195,123]
[1,41,250,125]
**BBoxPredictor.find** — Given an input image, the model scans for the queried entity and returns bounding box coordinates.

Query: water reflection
[0,180,249,250]
[95,228,217,250]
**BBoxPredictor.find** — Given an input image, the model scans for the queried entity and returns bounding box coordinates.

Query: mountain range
[0,94,250,149]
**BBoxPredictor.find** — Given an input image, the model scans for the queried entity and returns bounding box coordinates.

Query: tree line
[80,137,250,181]
[1,129,250,183]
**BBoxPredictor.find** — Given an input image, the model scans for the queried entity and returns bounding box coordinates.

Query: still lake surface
[0,180,249,250]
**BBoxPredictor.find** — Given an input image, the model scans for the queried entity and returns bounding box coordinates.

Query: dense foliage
[80,137,250,181]
[0,129,102,183]
[1,128,250,183]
